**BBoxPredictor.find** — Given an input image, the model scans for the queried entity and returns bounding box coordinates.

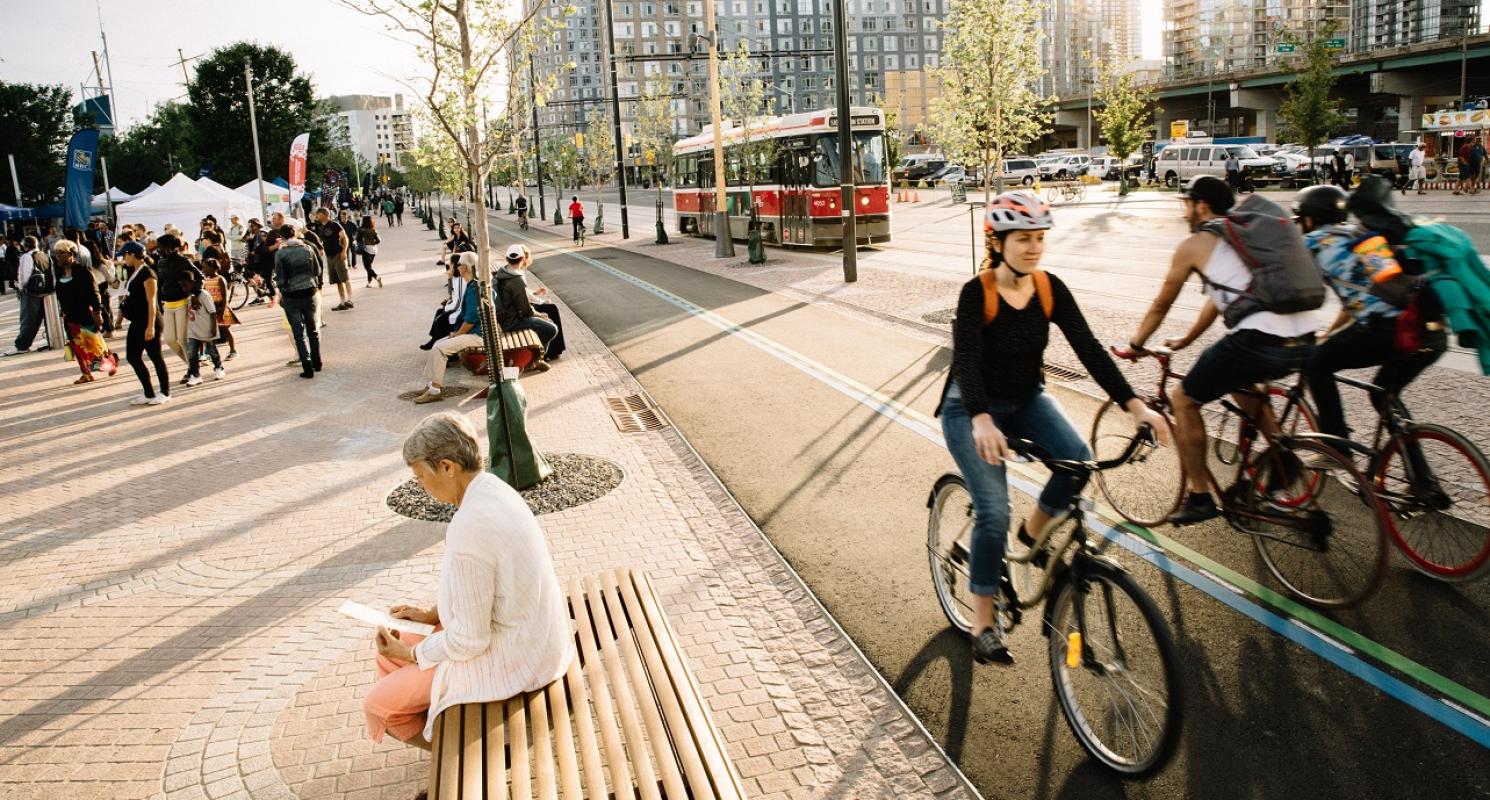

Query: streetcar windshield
[813,132,888,186]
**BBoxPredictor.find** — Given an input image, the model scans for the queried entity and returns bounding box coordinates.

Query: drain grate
[1043,363,1087,382]
[603,394,672,432]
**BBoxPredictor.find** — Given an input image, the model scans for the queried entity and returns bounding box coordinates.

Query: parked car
[1153,143,1279,187]
[1038,154,1092,180]
[934,164,982,187]
[892,154,948,184]
[999,157,1040,185]
[1088,156,1123,180]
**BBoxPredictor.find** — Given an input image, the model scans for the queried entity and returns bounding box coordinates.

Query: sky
[0,0,426,130]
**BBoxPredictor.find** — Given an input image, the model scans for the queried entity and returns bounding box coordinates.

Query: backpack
[1401,222,1490,373]
[24,254,54,295]
[978,268,1052,325]
[1199,194,1326,328]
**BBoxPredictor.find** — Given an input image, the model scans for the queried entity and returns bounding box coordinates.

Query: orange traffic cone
[913,190,921,203]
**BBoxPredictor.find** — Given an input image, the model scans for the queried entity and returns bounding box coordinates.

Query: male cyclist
[515,193,529,229]
[568,196,585,243]
[1292,184,1445,444]
[1124,176,1318,525]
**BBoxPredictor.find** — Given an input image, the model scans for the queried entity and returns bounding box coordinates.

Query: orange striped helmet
[984,191,1053,234]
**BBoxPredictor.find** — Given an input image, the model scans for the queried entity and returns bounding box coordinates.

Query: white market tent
[131,182,162,200]
[93,187,134,204]
[234,179,291,215]
[114,173,261,237]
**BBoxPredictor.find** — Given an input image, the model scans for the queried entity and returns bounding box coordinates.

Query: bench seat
[457,328,545,375]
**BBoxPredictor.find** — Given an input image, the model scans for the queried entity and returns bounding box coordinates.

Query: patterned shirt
[1304,223,1401,321]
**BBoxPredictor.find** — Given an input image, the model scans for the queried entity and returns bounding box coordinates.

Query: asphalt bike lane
[493,217,1490,798]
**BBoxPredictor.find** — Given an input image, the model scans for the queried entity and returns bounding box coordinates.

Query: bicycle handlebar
[1007,425,1156,475]
[1110,343,1172,363]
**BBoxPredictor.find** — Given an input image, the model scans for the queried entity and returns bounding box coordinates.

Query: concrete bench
[457,328,545,375]
[427,568,746,800]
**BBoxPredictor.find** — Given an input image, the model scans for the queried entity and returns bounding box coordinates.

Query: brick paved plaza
[0,222,976,800]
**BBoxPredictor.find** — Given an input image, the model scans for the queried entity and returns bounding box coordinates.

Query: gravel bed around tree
[386,452,624,523]
[921,308,956,326]
[395,385,474,401]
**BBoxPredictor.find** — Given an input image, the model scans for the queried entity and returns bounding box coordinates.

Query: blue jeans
[940,381,1092,596]
[506,315,559,358]
[281,294,321,371]
[12,293,44,350]
[186,339,221,377]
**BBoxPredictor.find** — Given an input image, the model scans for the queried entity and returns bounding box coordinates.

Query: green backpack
[1402,223,1490,374]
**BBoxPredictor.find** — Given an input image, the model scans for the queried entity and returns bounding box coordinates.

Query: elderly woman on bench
[363,412,574,750]
[413,254,486,404]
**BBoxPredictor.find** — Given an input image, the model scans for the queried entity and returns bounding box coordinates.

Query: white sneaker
[213,367,226,381]
[146,394,170,405]
[129,394,152,406]
[185,375,203,386]
[1,347,23,356]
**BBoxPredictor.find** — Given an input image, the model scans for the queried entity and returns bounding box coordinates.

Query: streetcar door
[781,147,810,245]
[700,156,716,237]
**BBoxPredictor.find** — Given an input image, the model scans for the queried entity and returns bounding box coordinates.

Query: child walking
[184,279,225,386]
[200,247,239,359]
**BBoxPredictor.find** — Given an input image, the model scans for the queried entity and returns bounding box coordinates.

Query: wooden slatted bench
[457,328,545,376]
[427,568,747,800]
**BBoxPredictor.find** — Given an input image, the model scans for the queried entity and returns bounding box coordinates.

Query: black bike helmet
[1182,175,1234,214]
[1291,184,1349,225]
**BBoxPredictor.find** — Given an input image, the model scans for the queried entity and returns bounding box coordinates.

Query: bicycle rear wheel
[1090,400,1184,527]
[1247,438,1389,608]
[228,277,248,311]
[928,476,977,635]
[1374,424,1490,581]
[1048,559,1182,777]
[1045,185,1061,204]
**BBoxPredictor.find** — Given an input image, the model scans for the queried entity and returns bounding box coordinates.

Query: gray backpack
[1200,194,1326,328]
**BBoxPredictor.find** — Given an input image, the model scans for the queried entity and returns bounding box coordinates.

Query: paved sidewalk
[0,219,977,800]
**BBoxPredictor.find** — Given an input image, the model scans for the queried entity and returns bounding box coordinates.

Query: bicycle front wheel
[1374,423,1490,581]
[228,278,249,311]
[1248,438,1389,608]
[928,476,977,635]
[1045,185,1061,204]
[1048,559,1182,777]
[1090,400,1185,527]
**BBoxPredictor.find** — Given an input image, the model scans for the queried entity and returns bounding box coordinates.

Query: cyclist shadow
[892,627,976,763]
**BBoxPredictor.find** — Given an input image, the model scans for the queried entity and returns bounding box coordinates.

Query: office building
[324,94,414,171]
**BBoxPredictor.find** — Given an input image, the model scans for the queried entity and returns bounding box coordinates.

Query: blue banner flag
[198,160,213,178]
[62,128,100,229]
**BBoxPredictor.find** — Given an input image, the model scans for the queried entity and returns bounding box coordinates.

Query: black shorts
[1181,329,1317,405]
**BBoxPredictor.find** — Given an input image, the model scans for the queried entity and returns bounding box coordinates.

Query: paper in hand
[337,600,436,636]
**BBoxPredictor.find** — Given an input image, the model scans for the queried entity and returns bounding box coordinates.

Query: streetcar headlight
[860,196,869,207]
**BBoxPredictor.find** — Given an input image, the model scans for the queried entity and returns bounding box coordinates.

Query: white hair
[402,412,483,472]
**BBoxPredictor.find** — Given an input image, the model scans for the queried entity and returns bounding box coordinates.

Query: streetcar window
[810,132,888,186]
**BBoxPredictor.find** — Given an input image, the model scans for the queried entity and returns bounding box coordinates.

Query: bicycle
[1045,179,1086,205]
[575,220,587,246]
[225,262,272,311]
[1093,346,1390,608]
[1216,372,1490,582]
[927,432,1183,777]
[518,208,529,230]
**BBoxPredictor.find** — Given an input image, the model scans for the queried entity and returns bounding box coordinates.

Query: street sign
[1141,141,1154,157]
[1276,43,1295,53]
[1324,38,1345,50]
[1170,120,1189,139]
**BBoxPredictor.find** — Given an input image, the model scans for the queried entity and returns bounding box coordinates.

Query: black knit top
[936,271,1136,418]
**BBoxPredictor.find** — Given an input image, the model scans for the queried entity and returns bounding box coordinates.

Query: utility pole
[96,0,120,129]
[600,0,630,238]
[704,0,735,257]
[1462,31,1470,104]
[832,0,857,282]
[176,49,193,92]
[244,62,269,222]
[530,55,546,221]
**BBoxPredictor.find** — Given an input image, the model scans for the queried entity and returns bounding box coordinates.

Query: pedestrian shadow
[890,626,976,763]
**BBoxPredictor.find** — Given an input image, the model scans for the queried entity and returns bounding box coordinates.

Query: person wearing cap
[414,253,487,404]
[1408,142,1428,195]
[495,244,559,372]
[1124,176,1319,526]
[153,233,205,370]
[1293,184,1445,445]
[937,192,1168,664]
[118,241,172,405]
[227,214,245,262]
[274,224,324,378]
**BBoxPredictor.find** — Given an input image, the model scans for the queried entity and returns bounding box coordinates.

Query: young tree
[580,106,614,229]
[632,74,678,242]
[925,0,1052,199]
[345,0,567,487]
[0,81,76,204]
[874,96,903,174]
[1278,22,1347,185]
[718,42,780,225]
[1091,59,1160,196]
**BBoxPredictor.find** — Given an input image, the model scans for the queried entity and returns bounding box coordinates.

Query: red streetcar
[672,106,891,248]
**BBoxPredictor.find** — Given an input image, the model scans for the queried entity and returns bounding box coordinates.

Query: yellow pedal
[1065,631,1082,669]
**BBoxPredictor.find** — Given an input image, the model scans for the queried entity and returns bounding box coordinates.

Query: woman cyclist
[936,191,1169,663]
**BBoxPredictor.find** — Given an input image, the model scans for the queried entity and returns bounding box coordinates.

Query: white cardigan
[414,471,574,742]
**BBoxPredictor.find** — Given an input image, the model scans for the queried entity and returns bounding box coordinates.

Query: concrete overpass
[1044,32,1490,149]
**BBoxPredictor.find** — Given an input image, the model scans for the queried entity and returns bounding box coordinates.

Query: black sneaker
[1016,522,1049,568]
[1168,493,1220,526]
[972,628,1013,664]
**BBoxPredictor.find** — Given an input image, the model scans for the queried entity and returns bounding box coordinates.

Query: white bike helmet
[983,191,1054,234]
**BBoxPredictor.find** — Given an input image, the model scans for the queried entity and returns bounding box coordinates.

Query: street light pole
[832,0,857,282]
[530,55,546,221]
[244,61,269,222]
[600,0,630,238]
[704,0,735,257]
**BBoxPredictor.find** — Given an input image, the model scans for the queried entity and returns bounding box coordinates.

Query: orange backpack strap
[979,268,1054,325]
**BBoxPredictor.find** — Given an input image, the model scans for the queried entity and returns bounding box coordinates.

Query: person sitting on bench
[413,254,487,404]
[495,244,560,373]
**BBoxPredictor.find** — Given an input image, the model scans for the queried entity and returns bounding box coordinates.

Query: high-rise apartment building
[1165,0,1352,81]
[324,94,414,171]
[1351,0,1481,51]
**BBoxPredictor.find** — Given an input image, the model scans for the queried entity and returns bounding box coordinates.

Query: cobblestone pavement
[0,221,976,800]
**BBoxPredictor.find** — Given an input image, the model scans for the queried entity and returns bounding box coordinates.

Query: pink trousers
[364,629,438,743]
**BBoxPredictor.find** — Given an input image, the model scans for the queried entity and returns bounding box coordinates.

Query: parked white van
[1153,143,1279,187]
